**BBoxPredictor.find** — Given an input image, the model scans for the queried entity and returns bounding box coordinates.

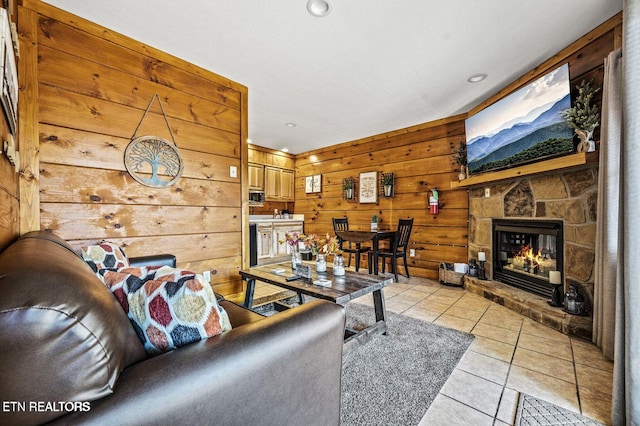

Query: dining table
[335,229,395,275]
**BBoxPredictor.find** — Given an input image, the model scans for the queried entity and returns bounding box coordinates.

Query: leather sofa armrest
[51,300,346,426]
[128,254,176,268]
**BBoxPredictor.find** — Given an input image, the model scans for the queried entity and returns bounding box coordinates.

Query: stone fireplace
[466,166,598,338]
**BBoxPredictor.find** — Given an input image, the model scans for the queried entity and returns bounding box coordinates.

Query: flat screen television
[465,63,573,176]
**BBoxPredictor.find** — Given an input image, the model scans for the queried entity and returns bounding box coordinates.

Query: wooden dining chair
[371,218,414,282]
[332,217,370,272]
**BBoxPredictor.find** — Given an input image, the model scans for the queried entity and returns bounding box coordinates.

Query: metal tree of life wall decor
[125,94,184,188]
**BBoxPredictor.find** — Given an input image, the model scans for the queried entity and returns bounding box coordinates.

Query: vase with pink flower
[304,233,344,275]
[303,233,327,273]
[317,233,344,276]
[279,232,305,270]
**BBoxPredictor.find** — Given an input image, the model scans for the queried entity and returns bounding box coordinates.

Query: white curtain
[593,2,640,423]
[613,1,640,424]
[592,48,623,361]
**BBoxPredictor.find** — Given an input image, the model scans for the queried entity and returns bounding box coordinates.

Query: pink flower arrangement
[279,232,305,247]
[303,233,342,256]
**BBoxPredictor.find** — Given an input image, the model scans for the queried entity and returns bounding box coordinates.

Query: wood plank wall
[17,1,248,295]
[295,115,469,281]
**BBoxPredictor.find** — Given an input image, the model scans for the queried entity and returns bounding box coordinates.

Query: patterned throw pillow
[102,266,232,355]
[80,241,129,272]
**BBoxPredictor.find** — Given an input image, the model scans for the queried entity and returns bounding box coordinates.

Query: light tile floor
[238,275,614,425]
[356,277,613,425]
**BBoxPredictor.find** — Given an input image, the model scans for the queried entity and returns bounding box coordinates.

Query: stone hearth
[465,276,592,339]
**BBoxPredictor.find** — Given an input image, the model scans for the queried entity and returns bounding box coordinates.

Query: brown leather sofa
[0,231,346,425]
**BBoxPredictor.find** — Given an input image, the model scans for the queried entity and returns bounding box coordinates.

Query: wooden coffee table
[239,262,393,351]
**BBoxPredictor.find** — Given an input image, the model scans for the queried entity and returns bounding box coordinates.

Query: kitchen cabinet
[252,220,303,265]
[265,166,279,200]
[280,169,295,200]
[250,146,294,169]
[256,223,273,262]
[268,153,295,169]
[248,163,264,190]
[273,222,303,258]
[265,166,295,201]
[249,146,295,201]
[248,148,266,164]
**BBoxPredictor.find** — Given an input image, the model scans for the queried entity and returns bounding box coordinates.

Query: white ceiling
[43,1,622,155]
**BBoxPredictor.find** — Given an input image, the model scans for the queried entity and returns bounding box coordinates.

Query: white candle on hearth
[478,252,486,262]
[549,270,561,285]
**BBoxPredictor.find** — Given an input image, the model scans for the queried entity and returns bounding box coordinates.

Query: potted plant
[452,141,467,180]
[343,179,354,200]
[382,173,394,197]
[561,79,601,152]
[371,214,378,231]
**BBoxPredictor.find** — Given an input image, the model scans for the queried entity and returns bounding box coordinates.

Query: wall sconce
[343,177,355,200]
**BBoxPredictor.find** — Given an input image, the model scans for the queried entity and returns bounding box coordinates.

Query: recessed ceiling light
[467,73,488,83]
[285,122,297,128]
[307,0,331,17]
[282,148,289,153]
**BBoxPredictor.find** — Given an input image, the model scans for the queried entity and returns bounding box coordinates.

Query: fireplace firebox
[492,219,563,298]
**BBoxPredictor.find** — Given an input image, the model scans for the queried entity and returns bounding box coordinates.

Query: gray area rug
[255,298,474,425]
[515,393,604,425]
[340,302,474,426]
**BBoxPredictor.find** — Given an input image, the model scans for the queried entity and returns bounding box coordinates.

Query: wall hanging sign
[359,171,378,203]
[124,94,184,188]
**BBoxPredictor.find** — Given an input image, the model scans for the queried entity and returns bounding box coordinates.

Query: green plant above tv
[465,63,574,176]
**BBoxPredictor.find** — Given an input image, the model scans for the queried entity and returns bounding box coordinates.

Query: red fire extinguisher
[428,189,439,215]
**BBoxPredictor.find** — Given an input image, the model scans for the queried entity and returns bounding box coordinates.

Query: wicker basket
[439,262,465,287]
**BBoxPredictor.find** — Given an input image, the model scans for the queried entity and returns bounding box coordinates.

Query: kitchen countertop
[249,214,305,224]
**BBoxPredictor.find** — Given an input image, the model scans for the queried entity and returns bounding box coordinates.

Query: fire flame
[515,245,543,270]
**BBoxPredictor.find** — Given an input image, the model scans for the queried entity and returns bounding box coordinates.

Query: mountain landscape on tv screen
[467,92,574,175]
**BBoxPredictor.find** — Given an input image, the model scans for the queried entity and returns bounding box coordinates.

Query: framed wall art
[305,176,313,193]
[0,9,6,84]
[305,174,322,193]
[359,171,378,203]
[0,8,17,135]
